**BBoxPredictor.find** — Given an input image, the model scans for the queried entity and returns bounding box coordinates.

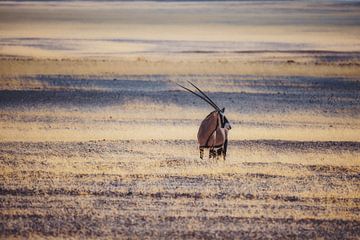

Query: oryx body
[177,82,232,160]
[198,110,231,160]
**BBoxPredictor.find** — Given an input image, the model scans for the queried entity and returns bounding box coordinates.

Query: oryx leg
[216,147,223,159]
[199,147,204,159]
[223,140,228,160]
[209,148,216,159]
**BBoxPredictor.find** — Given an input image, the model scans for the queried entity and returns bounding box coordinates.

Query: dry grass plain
[1,0,360,239]
[1,139,360,239]
[1,66,359,239]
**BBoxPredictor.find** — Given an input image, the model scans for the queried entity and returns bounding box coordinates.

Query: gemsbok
[177,81,232,160]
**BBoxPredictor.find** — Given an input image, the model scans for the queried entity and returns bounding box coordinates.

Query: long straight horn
[176,83,219,110]
[187,81,221,111]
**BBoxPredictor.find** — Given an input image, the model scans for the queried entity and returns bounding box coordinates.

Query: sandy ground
[1,1,360,239]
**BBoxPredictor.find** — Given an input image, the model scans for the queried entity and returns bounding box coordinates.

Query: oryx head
[176,81,232,130]
[219,108,231,130]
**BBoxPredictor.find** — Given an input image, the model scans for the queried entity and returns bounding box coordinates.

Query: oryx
[177,81,232,160]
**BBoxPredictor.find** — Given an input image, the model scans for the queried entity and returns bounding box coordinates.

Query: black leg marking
[200,148,204,159]
[209,148,216,159]
[216,148,223,160]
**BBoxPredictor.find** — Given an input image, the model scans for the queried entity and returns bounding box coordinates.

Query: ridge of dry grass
[1,54,360,77]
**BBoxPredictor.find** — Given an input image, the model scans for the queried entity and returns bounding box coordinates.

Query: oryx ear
[221,107,225,113]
